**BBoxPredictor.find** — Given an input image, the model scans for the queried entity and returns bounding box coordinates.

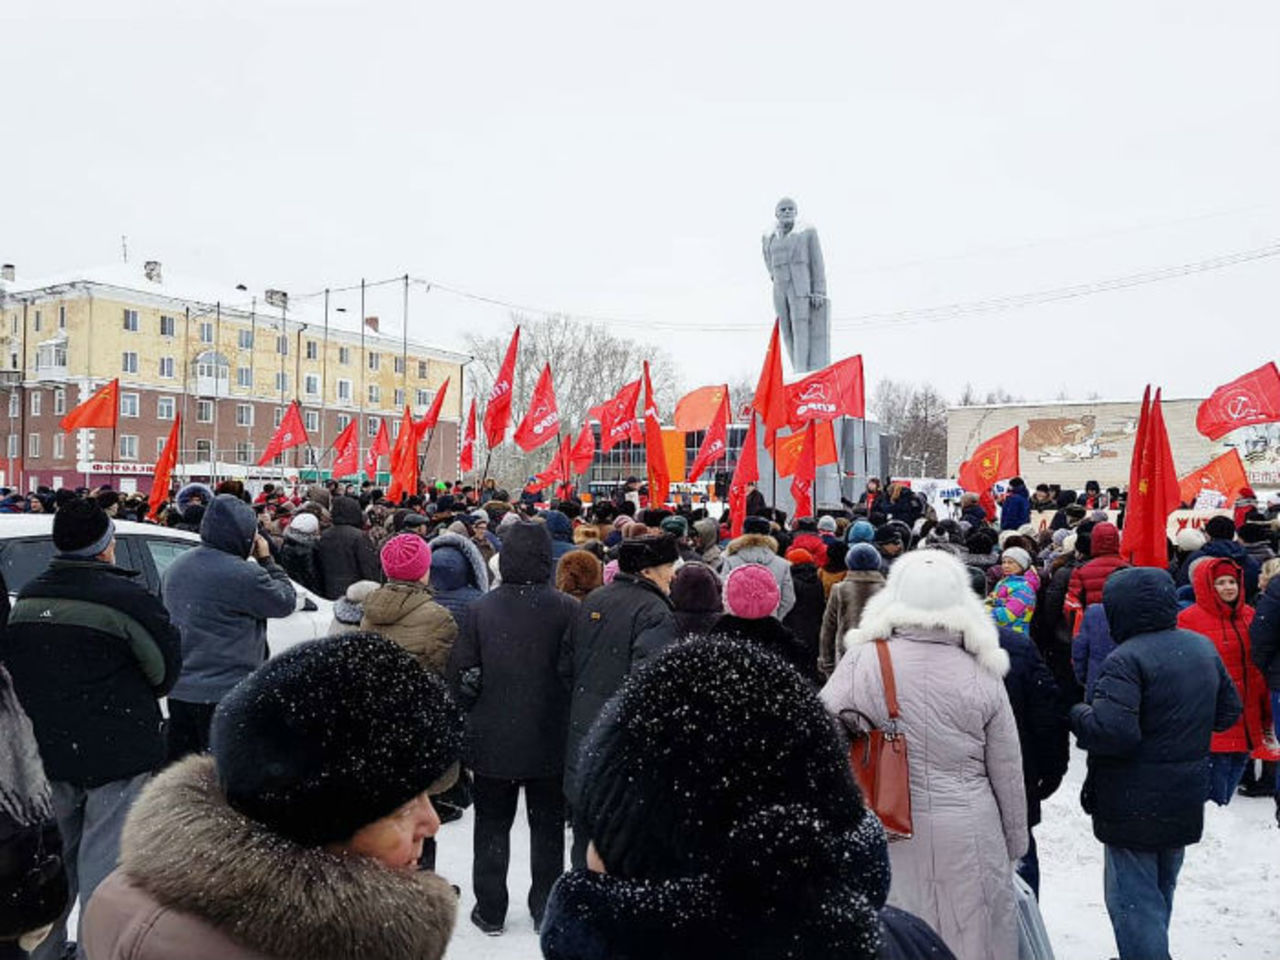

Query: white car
[0,515,333,656]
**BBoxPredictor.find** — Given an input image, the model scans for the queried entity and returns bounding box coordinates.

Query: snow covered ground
[434,748,1279,960]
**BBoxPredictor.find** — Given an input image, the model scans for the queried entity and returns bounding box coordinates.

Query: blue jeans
[1207,752,1249,805]
[1104,845,1184,960]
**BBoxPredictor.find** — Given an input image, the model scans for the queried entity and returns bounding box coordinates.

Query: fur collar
[119,756,457,960]
[845,550,1008,677]
[726,533,778,556]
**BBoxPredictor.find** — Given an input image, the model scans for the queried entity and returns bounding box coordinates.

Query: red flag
[785,356,866,426]
[256,401,309,465]
[1128,386,1151,512]
[592,379,643,452]
[528,434,573,492]
[1122,389,1180,567]
[751,321,788,437]
[61,379,119,432]
[570,422,596,475]
[513,363,560,451]
[790,421,817,518]
[386,406,419,503]
[1178,448,1249,507]
[674,384,729,432]
[364,418,390,481]
[147,415,181,521]
[483,326,520,448]
[956,426,1020,495]
[643,360,669,507]
[1196,362,1280,440]
[688,387,730,483]
[330,417,360,479]
[729,414,760,538]
[766,420,838,476]
[416,377,450,438]
[459,398,477,474]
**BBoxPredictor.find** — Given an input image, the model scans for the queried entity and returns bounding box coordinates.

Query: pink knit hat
[723,564,780,619]
[381,533,432,582]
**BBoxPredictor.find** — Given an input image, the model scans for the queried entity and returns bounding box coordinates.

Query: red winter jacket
[1177,557,1271,754]
[1064,522,1128,634]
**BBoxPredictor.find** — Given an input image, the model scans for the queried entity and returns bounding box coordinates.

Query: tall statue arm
[808,229,827,297]
[762,235,773,276]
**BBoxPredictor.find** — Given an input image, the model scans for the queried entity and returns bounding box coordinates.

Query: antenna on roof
[121,235,128,263]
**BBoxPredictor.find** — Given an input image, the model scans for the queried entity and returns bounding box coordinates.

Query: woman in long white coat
[821,549,1027,960]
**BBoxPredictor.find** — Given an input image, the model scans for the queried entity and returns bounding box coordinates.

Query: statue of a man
[762,197,829,372]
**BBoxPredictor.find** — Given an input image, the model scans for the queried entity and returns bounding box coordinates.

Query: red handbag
[841,639,913,840]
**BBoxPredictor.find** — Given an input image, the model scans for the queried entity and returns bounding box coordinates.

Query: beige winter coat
[360,580,458,675]
[818,570,885,678]
[82,756,458,960]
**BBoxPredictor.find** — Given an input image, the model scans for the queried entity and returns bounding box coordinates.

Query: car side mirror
[302,597,318,613]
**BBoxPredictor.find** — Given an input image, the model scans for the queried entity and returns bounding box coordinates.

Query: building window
[7,393,17,418]
[122,309,138,332]
[121,352,138,374]
[36,341,67,373]
[33,310,42,333]
[304,447,318,466]
[368,352,380,371]
[304,374,319,396]
[199,321,214,343]
[119,435,138,461]
[306,340,318,360]
[53,433,65,459]
[237,366,252,388]
[368,384,380,405]
[159,356,175,379]
[304,410,319,431]
[194,352,229,386]
[337,413,351,430]
[274,407,284,427]
[120,392,139,418]
[196,399,213,423]
[157,396,175,420]
[418,360,428,379]
[29,391,41,417]
[390,419,400,439]
[416,389,430,406]
[58,305,66,329]
[236,403,253,427]
[8,353,16,371]
[236,441,254,464]
[275,371,289,393]
[339,346,351,365]
[367,417,379,437]
[337,379,352,402]
[239,329,254,350]
[53,390,65,415]
[195,439,212,461]
[394,388,404,408]
[28,433,40,459]
[393,356,405,375]
[276,335,289,356]
[160,314,176,337]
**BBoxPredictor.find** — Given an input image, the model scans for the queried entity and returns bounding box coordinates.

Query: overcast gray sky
[6,1,1279,405]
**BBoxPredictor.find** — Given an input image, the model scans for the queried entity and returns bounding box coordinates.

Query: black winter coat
[317,497,381,600]
[997,626,1069,827]
[1250,574,1280,690]
[709,613,815,683]
[448,523,577,780]
[1070,568,1241,850]
[3,560,181,787]
[563,573,677,799]
[278,536,323,595]
[782,562,824,678]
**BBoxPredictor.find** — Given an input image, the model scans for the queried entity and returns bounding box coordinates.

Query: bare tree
[871,378,948,477]
[464,313,681,486]
[956,383,1024,406]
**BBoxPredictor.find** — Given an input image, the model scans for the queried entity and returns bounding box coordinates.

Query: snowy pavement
[433,748,1279,960]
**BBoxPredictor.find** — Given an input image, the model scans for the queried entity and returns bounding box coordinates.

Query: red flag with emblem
[729,414,760,538]
[364,417,390,481]
[147,414,181,521]
[751,321,788,438]
[570,422,596,475]
[766,420,838,476]
[416,377,450,440]
[1196,362,1280,440]
[483,327,520,448]
[1122,388,1180,567]
[459,399,477,474]
[1178,447,1248,508]
[956,426,1020,495]
[513,364,560,451]
[61,378,119,432]
[592,379,643,452]
[257,401,309,465]
[330,417,360,479]
[688,387,730,483]
[643,361,669,507]
[785,355,865,427]
[790,420,817,519]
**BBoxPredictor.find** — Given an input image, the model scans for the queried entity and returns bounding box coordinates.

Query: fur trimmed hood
[845,550,1008,677]
[105,755,457,960]
[726,532,779,557]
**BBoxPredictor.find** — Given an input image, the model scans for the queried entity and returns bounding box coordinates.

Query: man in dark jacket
[316,495,381,600]
[999,477,1031,531]
[1070,567,1241,960]
[563,534,679,868]
[162,495,296,759]
[3,499,181,960]
[1250,572,1280,824]
[448,522,578,935]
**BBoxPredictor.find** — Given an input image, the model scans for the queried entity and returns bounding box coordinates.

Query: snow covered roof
[7,262,471,364]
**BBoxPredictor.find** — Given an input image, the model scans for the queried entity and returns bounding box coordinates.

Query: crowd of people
[1,470,1278,960]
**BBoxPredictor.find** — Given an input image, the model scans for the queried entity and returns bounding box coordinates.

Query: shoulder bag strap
[874,638,901,721]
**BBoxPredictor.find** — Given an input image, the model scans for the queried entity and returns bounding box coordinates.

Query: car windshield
[0,538,59,594]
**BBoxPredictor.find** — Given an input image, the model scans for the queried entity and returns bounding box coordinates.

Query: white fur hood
[845,550,1008,677]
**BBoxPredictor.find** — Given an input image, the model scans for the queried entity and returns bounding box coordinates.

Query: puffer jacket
[1064,522,1127,632]
[277,529,322,596]
[990,573,1036,634]
[719,533,796,619]
[542,510,576,571]
[999,488,1030,531]
[359,581,458,676]
[82,756,457,960]
[1070,568,1241,850]
[1177,557,1269,754]
[317,496,381,600]
[818,571,885,678]
[1251,573,1280,690]
[427,532,487,633]
[1178,537,1261,601]
[1071,603,1115,703]
[997,627,1068,828]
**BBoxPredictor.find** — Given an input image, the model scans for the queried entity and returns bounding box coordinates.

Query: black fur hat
[617,534,680,574]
